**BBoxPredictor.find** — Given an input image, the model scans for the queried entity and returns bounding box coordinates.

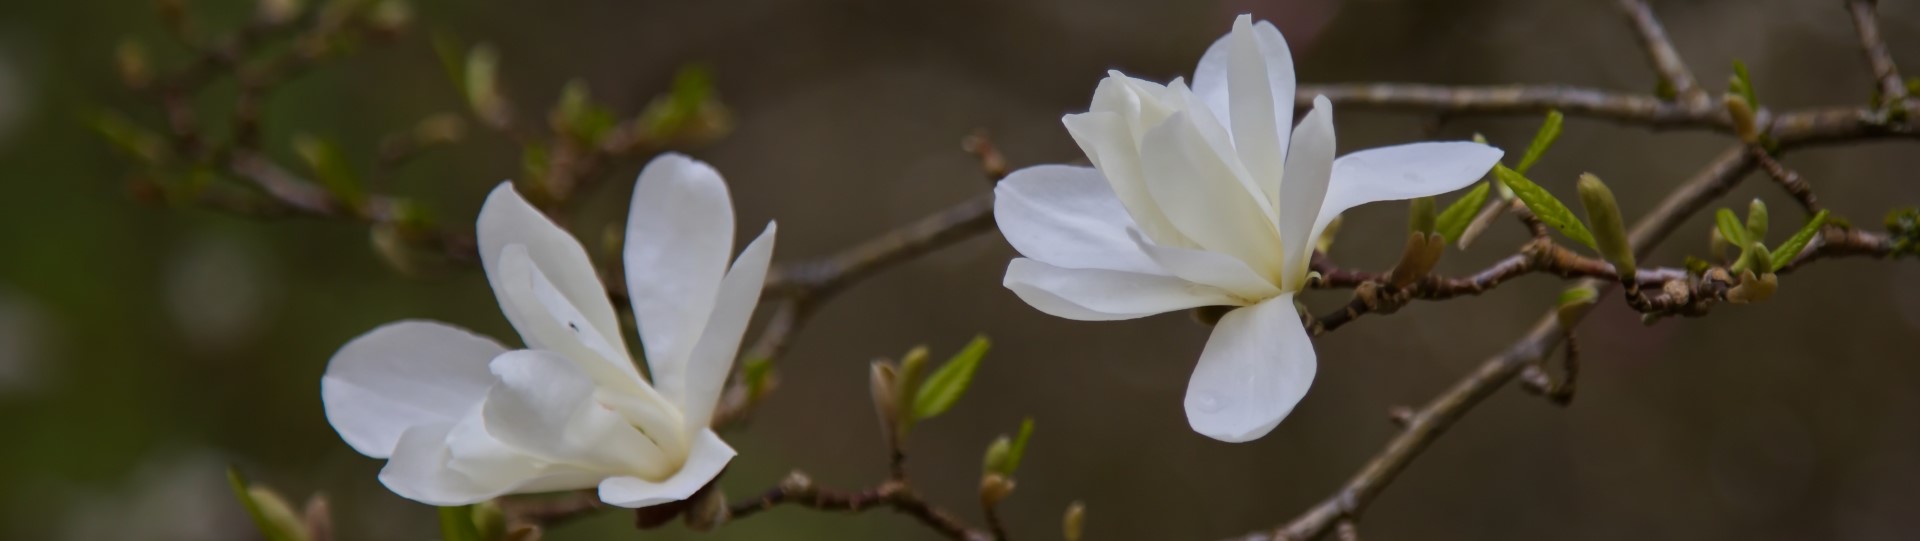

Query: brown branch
[1616,0,1707,106]
[726,473,991,541]
[1295,84,1716,129]
[1748,148,1820,214]
[1845,0,1910,108]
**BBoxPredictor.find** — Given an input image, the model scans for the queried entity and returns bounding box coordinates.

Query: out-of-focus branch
[1844,0,1911,109]
[1616,0,1707,107]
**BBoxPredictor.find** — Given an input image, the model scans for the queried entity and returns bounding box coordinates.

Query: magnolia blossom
[321,154,775,506]
[996,15,1502,442]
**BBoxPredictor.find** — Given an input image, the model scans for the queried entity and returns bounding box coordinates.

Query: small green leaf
[1555,284,1598,327]
[1004,417,1035,475]
[1715,208,1750,248]
[912,335,991,420]
[292,135,362,206]
[741,356,774,399]
[1493,164,1595,249]
[1684,256,1711,275]
[1435,181,1490,243]
[982,436,1011,474]
[1731,60,1759,107]
[431,31,465,89]
[438,505,483,541]
[1769,210,1828,271]
[1408,196,1436,235]
[1577,173,1635,279]
[1515,110,1564,174]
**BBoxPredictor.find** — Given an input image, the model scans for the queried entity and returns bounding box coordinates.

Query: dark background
[3,0,1918,539]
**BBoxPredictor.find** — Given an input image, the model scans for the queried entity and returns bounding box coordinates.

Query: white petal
[494,245,649,393]
[377,422,501,506]
[477,182,628,363]
[1193,15,1295,165]
[1062,112,1189,246]
[625,153,735,404]
[596,429,736,508]
[482,350,672,479]
[1184,293,1315,443]
[1128,231,1280,300]
[1137,110,1285,275]
[1277,96,1336,290]
[322,320,505,458]
[993,164,1159,273]
[675,222,775,435]
[1004,258,1237,321]
[1224,15,1287,204]
[1310,141,1504,270]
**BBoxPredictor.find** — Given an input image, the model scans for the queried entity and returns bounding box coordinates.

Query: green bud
[1576,173,1635,280]
[1724,93,1759,144]
[464,45,511,129]
[982,435,1013,474]
[1708,227,1729,262]
[1062,501,1086,541]
[1409,197,1436,235]
[228,469,309,541]
[1746,198,1769,240]
[1748,242,1773,274]
[893,345,929,436]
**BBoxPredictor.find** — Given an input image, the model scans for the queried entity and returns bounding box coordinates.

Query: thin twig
[1844,0,1910,107]
[1616,0,1707,106]
[726,473,991,541]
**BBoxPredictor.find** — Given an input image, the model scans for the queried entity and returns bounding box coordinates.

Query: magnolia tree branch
[1844,0,1910,107]
[726,474,991,541]
[1616,0,1708,106]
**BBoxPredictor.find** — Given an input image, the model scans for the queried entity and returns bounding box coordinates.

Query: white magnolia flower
[322,153,775,507]
[996,15,1501,442]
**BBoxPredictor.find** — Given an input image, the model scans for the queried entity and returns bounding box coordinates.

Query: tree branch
[1844,0,1910,107]
[1616,0,1707,106]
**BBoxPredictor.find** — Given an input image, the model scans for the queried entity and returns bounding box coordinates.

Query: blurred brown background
[3,0,1919,539]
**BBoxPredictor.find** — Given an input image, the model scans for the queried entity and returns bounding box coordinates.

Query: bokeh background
[4,0,1920,539]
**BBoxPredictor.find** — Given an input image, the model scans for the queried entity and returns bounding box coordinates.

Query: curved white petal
[597,429,736,508]
[494,245,649,393]
[1064,110,1188,245]
[1004,257,1237,321]
[675,222,775,435]
[323,320,505,458]
[1312,141,1504,257]
[1278,96,1336,290]
[440,411,605,496]
[1137,110,1285,274]
[477,182,628,362]
[625,153,735,404]
[993,164,1159,273]
[1128,231,1280,300]
[1184,293,1315,443]
[1193,14,1295,173]
[377,422,500,506]
[1224,15,1287,202]
[482,349,672,480]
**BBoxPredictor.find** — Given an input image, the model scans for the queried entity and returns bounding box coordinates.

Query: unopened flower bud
[1577,173,1635,281]
[1725,93,1759,144]
[245,486,309,541]
[1062,501,1086,541]
[979,473,1016,506]
[869,361,899,440]
[1708,227,1729,262]
[471,501,506,540]
[302,495,332,541]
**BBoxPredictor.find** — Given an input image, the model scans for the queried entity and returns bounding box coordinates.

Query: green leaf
[1004,417,1035,475]
[1684,256,1711,275]
[1769,210,1828,271]
[1731,60,1759,107]
[431,31,465,89]
[741,356,774,398]
[438,505,483,541]
[1715,208,1750,248]
[640,64,718,138]
[292,135,363,206]
[1514,110,1563,174]
[1436,181,1491,242]
[227,468,307,541]
[912,335,991,420]
[1493,164,1595,249]
[1555,285,1598,328]
[1746,198,1769,241]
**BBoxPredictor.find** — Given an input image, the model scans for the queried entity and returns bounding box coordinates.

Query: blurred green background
[3,0,1919,539]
